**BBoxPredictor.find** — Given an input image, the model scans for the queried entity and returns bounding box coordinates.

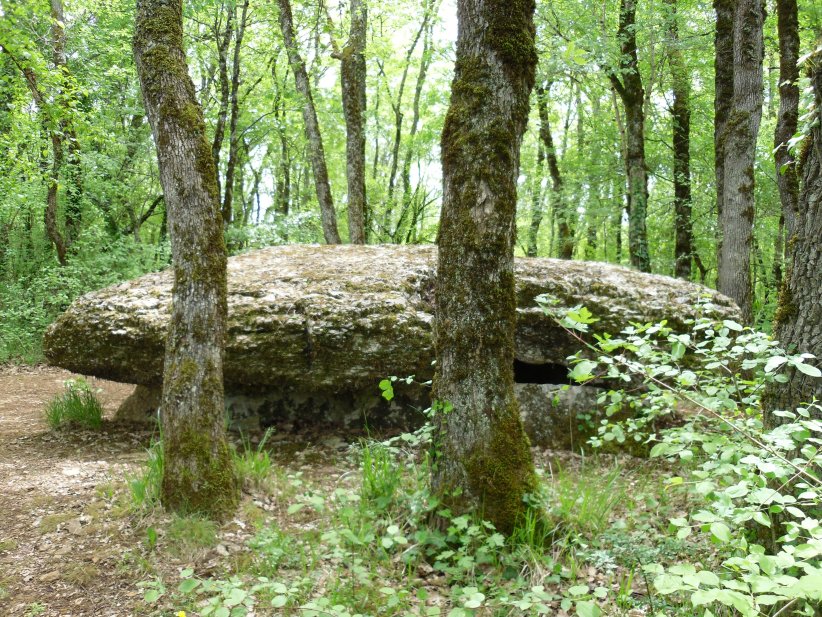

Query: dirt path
[0,367,149,616]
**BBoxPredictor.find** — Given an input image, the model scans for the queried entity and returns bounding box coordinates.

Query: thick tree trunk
[134,0,238,518]
[774,0,799,238]
[717,0,764,324]
[763,51,822,423]
[666,0,693,279]
[339,0,367,244]
[277,0,341,244]
[221,0,249,225]
[434,0,538,534]
[609,0,650,272]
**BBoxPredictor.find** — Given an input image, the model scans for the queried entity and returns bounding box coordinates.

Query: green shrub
[44,378,104,430]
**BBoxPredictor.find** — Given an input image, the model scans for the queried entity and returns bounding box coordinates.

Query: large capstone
[44,244,740,448]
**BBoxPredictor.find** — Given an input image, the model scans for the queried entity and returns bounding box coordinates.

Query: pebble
[40,570,61,583]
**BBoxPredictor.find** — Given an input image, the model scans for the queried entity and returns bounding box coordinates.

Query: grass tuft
[44,378,104,430]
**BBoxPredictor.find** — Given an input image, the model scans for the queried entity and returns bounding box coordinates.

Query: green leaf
[654,573,683,595]
[764,356,788,373]
[570,360,598,383]
[671,341,686,360]
[794,361,822,377]
[178,578,200,594]
[575,600,601,617]
[224,587,247,607]
[710,522,732,543]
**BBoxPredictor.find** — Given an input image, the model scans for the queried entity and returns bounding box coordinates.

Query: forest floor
[0,366,145,616]
[0,366,689,617]
[0,366,366,617]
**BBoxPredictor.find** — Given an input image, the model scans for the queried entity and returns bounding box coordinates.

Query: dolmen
[44,244,740,450]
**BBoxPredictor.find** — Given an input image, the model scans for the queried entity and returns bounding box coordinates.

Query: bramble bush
[541,294,822,617]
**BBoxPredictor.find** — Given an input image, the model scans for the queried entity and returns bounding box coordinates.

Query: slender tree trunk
[400,3,436,231]
[134,0,238,518]
[221,0,249,225]
[8,52,69,264]
[272,63,291,216]
[609,0,650,272]
[526,138,545,258]
[434,0,538,534]
[666,0,693,279]
[382,12,427,237]
[714,0,733,240]
[774,0,799,238]
[528,83,569,258]
[717,0,764,323]
[763,48,822,424]
[339,0,367,243]
[277,0,341,244]
[50,0,83,249]
[212,4,233,202]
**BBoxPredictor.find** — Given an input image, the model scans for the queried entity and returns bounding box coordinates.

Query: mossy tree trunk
[134,0,239,519]
[608,0,650,273]
[763,49,822,425]
[338,0,367,244]
[716,0,764,323]
[276,0,341,244]
[665,0,693,280]
[433,0,538,535]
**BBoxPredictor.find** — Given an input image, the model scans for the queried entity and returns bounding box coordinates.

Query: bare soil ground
[0,366,150,616]
[0,366,367,617]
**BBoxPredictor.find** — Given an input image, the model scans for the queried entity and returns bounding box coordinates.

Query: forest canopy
[2,0,820,361]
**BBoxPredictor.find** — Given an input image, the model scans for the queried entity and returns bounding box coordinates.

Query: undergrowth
[127,302,822,616]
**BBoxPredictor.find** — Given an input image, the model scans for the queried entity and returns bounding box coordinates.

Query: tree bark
[339,0,367,244]
[434,0,538,534]
[665,0,693,279]
[763,49,822,424]
[134,0,238,518]
[714,0,733,238]
[717,0,764,323]
[609,0,650,272]
[277,0,341,244]
[774,0,799,238]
